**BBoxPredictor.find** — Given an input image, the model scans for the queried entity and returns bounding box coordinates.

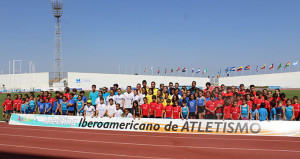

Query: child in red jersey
[154,98,164,118]
[205,94,217,119]
[149,95,158,118]
[230,100,241,120]
[255,91,265,109]
[225,87,233,97]
[141,97,150,118]
[250,85,256,96]
[292,96,300,121]
[238,84,246,95]
[245,94,253,109]
[223,99,231,120]
[280,93,287,106]
[13,94,18,113]
[17,94,23,113]
[164,99,173,119]
[2,94,13,123]
[215,93,224,120]
[236,94,243,107]
[172,101,181,119]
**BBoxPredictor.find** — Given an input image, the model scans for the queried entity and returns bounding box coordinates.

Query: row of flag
[225,61,298,73]
[144,66,208,75]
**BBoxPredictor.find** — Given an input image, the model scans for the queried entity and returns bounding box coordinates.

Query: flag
[150,66,153,71]
[230,67,236,71]
[171,67,173,73]
[225,67,229,73]
[277,63,282,70]
[217,74,220,78]
[244,65,251,70]
[261,64,266,70]
[176,67,180,71]
[202,68,207,74]
[256,65,259,72]
[144,66,146,72]
[165,68,167,74]
[158,67,160,74]
[192,68,194,74]
[269,64,274,70]
[182,67,187,72]
[196,68,201,73]
[284,62,290,69]
[237,66,243,72]
[293,61,298,66]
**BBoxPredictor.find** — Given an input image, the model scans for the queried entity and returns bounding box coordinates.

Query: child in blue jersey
[197,90,206,119]
[52,97,60,115]
[205,91,211,101]
[80,91,88,104]
[67,93,75,116]
[179,93,189,106]
[240,99,249,120]
[258,103,268,121]
[188,94,197,119]
[77,95,84,116]
[38,98,45,114]
[61,96,68,115]
[21,98,27,114]
[270,101,277,120]
[276,100,284,120]
[283,99,294,121]
[249,104,258,120]
[44,98,52,115]
[180,99,189,120]
[73,89,78,113]
[27,96,36,114]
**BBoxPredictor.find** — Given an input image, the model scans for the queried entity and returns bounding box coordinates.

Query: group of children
[2,81,300,122]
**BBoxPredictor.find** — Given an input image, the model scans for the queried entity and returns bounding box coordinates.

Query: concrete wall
[0,72,50,91]
[219,72,300,88]
[68,72,210,90]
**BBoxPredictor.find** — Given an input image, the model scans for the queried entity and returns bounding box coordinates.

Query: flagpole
[289,61,291,72]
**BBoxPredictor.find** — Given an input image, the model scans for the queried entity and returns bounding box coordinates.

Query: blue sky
[0,0,299,77]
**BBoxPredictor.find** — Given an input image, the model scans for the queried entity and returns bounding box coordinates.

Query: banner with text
[9,114,300,137]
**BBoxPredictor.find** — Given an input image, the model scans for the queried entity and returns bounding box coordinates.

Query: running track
[0,122,300,159]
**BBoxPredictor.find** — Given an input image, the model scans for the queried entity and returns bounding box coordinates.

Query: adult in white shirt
[139,87,147,105]
[96,98,107,118]
[106,98,116,118]
[115,104,123,117]
[133,89,141,105]
[84,100,95,118]
[114,89,124,107]
[106,90,116,104]
[123,86,134,111]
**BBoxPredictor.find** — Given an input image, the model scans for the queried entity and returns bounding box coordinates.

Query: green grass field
[0,90,299,121]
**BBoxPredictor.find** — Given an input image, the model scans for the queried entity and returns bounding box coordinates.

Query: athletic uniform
[21,103,27,114]
[28,100,36,113]
[67,99,75,114]
[141,103,150,118]
[173,106,181,119]
[155,103,164,118]
[182,106,188,119]
[250,109,258,120]
[164,105,173,119]
[188,99,197,118]
[270,107,277,120]
[149,102,158,118]
[77,100,84,116]
[215,99,224,116]
[223,106,231,120]
[285,106,293,121]
[115,109,123,117]
[84,105,95,118]
[276,106,283,120]
[240,104,249,120]
[258,108,268,121]
[61,102,68,115]
[96,103,107,118]
[52,101,59,115]
[292,103,300,120]
[106,104,116,117]
[205,100,216,119]
[38,103,45,114]
[197,97,205,114]
[44,102,52,114]
[230,106,240,120]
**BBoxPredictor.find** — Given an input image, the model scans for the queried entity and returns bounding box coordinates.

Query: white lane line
[1,126,300,143]
[1,133,300,153]
[0,143,172,159]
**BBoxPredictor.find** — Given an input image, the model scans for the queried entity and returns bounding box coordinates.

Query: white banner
[9,114,300,137]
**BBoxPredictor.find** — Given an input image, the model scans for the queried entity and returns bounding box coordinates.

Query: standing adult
[123,86,134,112]
[89,85,99,107]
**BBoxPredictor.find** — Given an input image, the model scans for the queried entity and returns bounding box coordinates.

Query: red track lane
[0,122,300,159]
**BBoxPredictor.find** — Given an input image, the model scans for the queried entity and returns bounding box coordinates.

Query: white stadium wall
[68,72,210,90]
[219,72,300,88]
[0,72,50,91]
